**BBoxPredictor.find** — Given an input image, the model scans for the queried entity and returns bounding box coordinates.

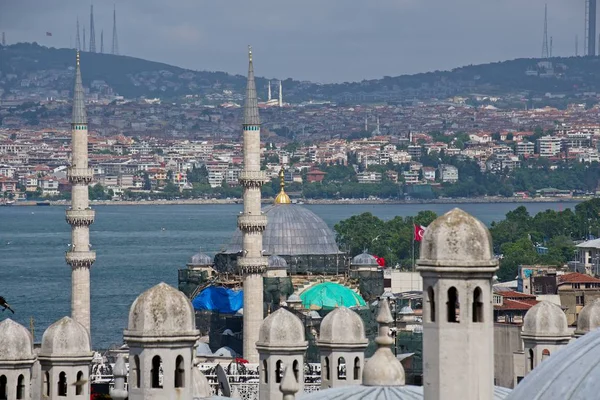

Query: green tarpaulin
[300,282,366,310]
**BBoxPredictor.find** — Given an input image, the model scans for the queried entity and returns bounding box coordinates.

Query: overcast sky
[0,0,585,83]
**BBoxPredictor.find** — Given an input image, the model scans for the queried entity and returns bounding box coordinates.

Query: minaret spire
[279,80,283,107]
[268,81,272,102]
[66,50,96,336]
[237,45,268,364]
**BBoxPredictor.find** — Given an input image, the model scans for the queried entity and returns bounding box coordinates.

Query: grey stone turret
[243,46,260,126]
[575,298,600,336]
[0,319,36,400]
[72,51,87,124]
[351,252,378,267]
[523,301,569,338]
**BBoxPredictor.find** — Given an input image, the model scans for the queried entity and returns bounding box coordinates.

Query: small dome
[192,367,213,398]
[300,282,366,310]
[418,208,497,268]
[257,308,307,348]
[399,306,414,315]
[576,298,600,335]
[0,319,35,361]
[523,301,569,338]
[41,316,91,355]
[214,346,237,357]
[127,282,197,336]
[308,311,322,319]
[196,342,213,356]
[268,255,288,269]
[352,252,378,266]
[287,294,301,302]
[189,252,212,266]
[318,307,368,347]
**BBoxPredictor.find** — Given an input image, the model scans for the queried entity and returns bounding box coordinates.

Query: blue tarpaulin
[192,286,243,314]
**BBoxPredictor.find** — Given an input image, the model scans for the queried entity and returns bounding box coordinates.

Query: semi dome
[505,325,600,400]
[300,282,366,310]
[189,252,212,266]
[127,282,197,336]
[576,298,600,336]
[418,208,497,268]
[352,252,378,266]
[0,319,35,361]
[257,308,307,348]
[224,204,340,256]
[318,306,368,347]
[523,301,569,338]
[41,316,91,355]
[268,255,288,269]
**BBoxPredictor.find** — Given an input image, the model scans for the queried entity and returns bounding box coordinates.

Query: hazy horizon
[0,0,584,83]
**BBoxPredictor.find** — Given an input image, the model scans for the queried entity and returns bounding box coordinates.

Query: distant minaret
[365,117,368,132]
[83,26,86,52]
[76,17,81,51]
[576,35,579,56]
[89,4,96,53]
[1,32,5,46]
[278,80,283,107]
[66,51,96,335]
[238,46,268,364]
[268,81,272,102]
[542,4,549,59]
[111,5,119,55]
[550,36,553,57]
[100,30,103,54]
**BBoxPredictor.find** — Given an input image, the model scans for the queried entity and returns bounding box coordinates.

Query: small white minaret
[417,208,498,400]
[268,81,272,102]
[278,80,283,107]
[66,51,95,335]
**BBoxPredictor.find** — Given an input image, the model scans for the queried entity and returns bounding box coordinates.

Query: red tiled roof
[558,273,600,284]
[495,298,539,311]
[496,290,537,299]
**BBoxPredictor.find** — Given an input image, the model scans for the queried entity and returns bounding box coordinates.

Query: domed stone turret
[0,318,35,361]
[523,301,569,337]
[41,316,91,356]
[351,252,378,267]
[268,255,288,269]
[188,252,212,267]
[126,282,196,336]
[319,307,367,346]
[257,308,306,348]
[575,298,600,336]
[419,208,497,268]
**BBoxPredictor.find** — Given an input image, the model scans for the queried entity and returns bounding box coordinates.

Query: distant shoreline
[8,197,586,207]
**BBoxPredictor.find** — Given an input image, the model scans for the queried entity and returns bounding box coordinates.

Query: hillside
[3,42,600,104]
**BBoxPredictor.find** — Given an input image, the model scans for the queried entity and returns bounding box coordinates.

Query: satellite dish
[215,364,231,397]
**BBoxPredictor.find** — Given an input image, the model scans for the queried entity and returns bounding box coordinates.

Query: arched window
[293,360,299,382]
[58,371,67,396]
[275,360,283,384]
[542,349,550,361]
[337,357,346,380]
[324,357,330,381]
[473,287,484,323]
[175,355,185,388]
[427,287,436,322]
[152,356,163,389]
[75,371,84,395]
[529,348,534,371]
[44,371,50,397]
[0,375,6,400]
[133,355,141,388]
[16,374,25,399]
[353,357,361,380]
[262,360,268,384]
[447,287,459,323]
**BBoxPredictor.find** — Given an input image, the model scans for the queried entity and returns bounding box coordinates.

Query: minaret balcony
[66,209,95,226]
[65,250,96,268]
[239,170,269,187]
[67,167,94,184]
[237,256,268,274]
[237,215,268,232]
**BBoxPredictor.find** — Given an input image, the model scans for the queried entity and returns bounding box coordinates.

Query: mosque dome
[300,385,512,400]
[576,298,600,336]
[126,282,197,336]
[522,301,569,338]
[40,316,91,356]
[318,307,368,347]
[352,252,379,266]
[257,308,307,348]
[0,319,35,361]
[192,365,213,398]
[418,208,497,268]
[505,325,600,400]
[399,306,414,315]
[268,255,288,269]
[300,282,366,310]
[224,204,340,256]
[188,252,213,266]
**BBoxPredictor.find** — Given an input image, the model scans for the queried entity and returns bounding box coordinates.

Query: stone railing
[65,250,96,267]
[237,257,268,274]
[67,167,94,184]
[238,171,268,187]
[237,215,268,232]
[209,380,321,400]
[65,209,95,226]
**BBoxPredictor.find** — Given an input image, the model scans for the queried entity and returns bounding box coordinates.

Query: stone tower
[65,51,95,335]
[417,208,498,400]
[317,307,368,389]
[0,319,37,400]
[237,46,268,364]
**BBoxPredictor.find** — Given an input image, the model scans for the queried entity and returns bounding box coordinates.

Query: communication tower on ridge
[1,32,5,47]
[112,5,119,55]
[76,17,81,51]
[542,4,549,59]
[89,5,96,53]
[586,0,597,56]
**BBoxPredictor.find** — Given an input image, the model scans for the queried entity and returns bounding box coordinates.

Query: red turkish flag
[414,224,426,241]
[373,255,386,267]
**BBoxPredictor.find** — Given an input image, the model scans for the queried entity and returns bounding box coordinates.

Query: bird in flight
[0,296,14,314]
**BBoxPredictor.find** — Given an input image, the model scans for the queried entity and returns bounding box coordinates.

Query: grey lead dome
[318,307,368,346]
[352,252,379,266]
[522,301,569,337]
[0,319,35,361]
[40,316,91,355]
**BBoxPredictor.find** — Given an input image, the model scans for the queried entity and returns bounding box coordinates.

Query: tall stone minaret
[278,80,283,107]
[268,81,272,102]
[66,51,96,335]
[238,46,268,364]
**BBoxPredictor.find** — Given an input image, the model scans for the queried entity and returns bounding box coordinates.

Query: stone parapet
[65,251,96,268]
[65,209,95,226]
[67,167,93,184]
[239,170,269,187]
[237,256,268,274]
[237,214,267,232]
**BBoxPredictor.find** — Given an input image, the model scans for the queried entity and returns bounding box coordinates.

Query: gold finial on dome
[274,166,291,205]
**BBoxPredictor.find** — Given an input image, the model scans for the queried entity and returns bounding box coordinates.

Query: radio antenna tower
[1,32,5,47]
[100,30,104,53]
[83,26,86,52]
[586,0,597,56]
[542,4,549,58]
[111,5,119,55]
[576,35,579,56]
[89,4,96,53]
[550,36,553,57]
[76,17,81,51]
